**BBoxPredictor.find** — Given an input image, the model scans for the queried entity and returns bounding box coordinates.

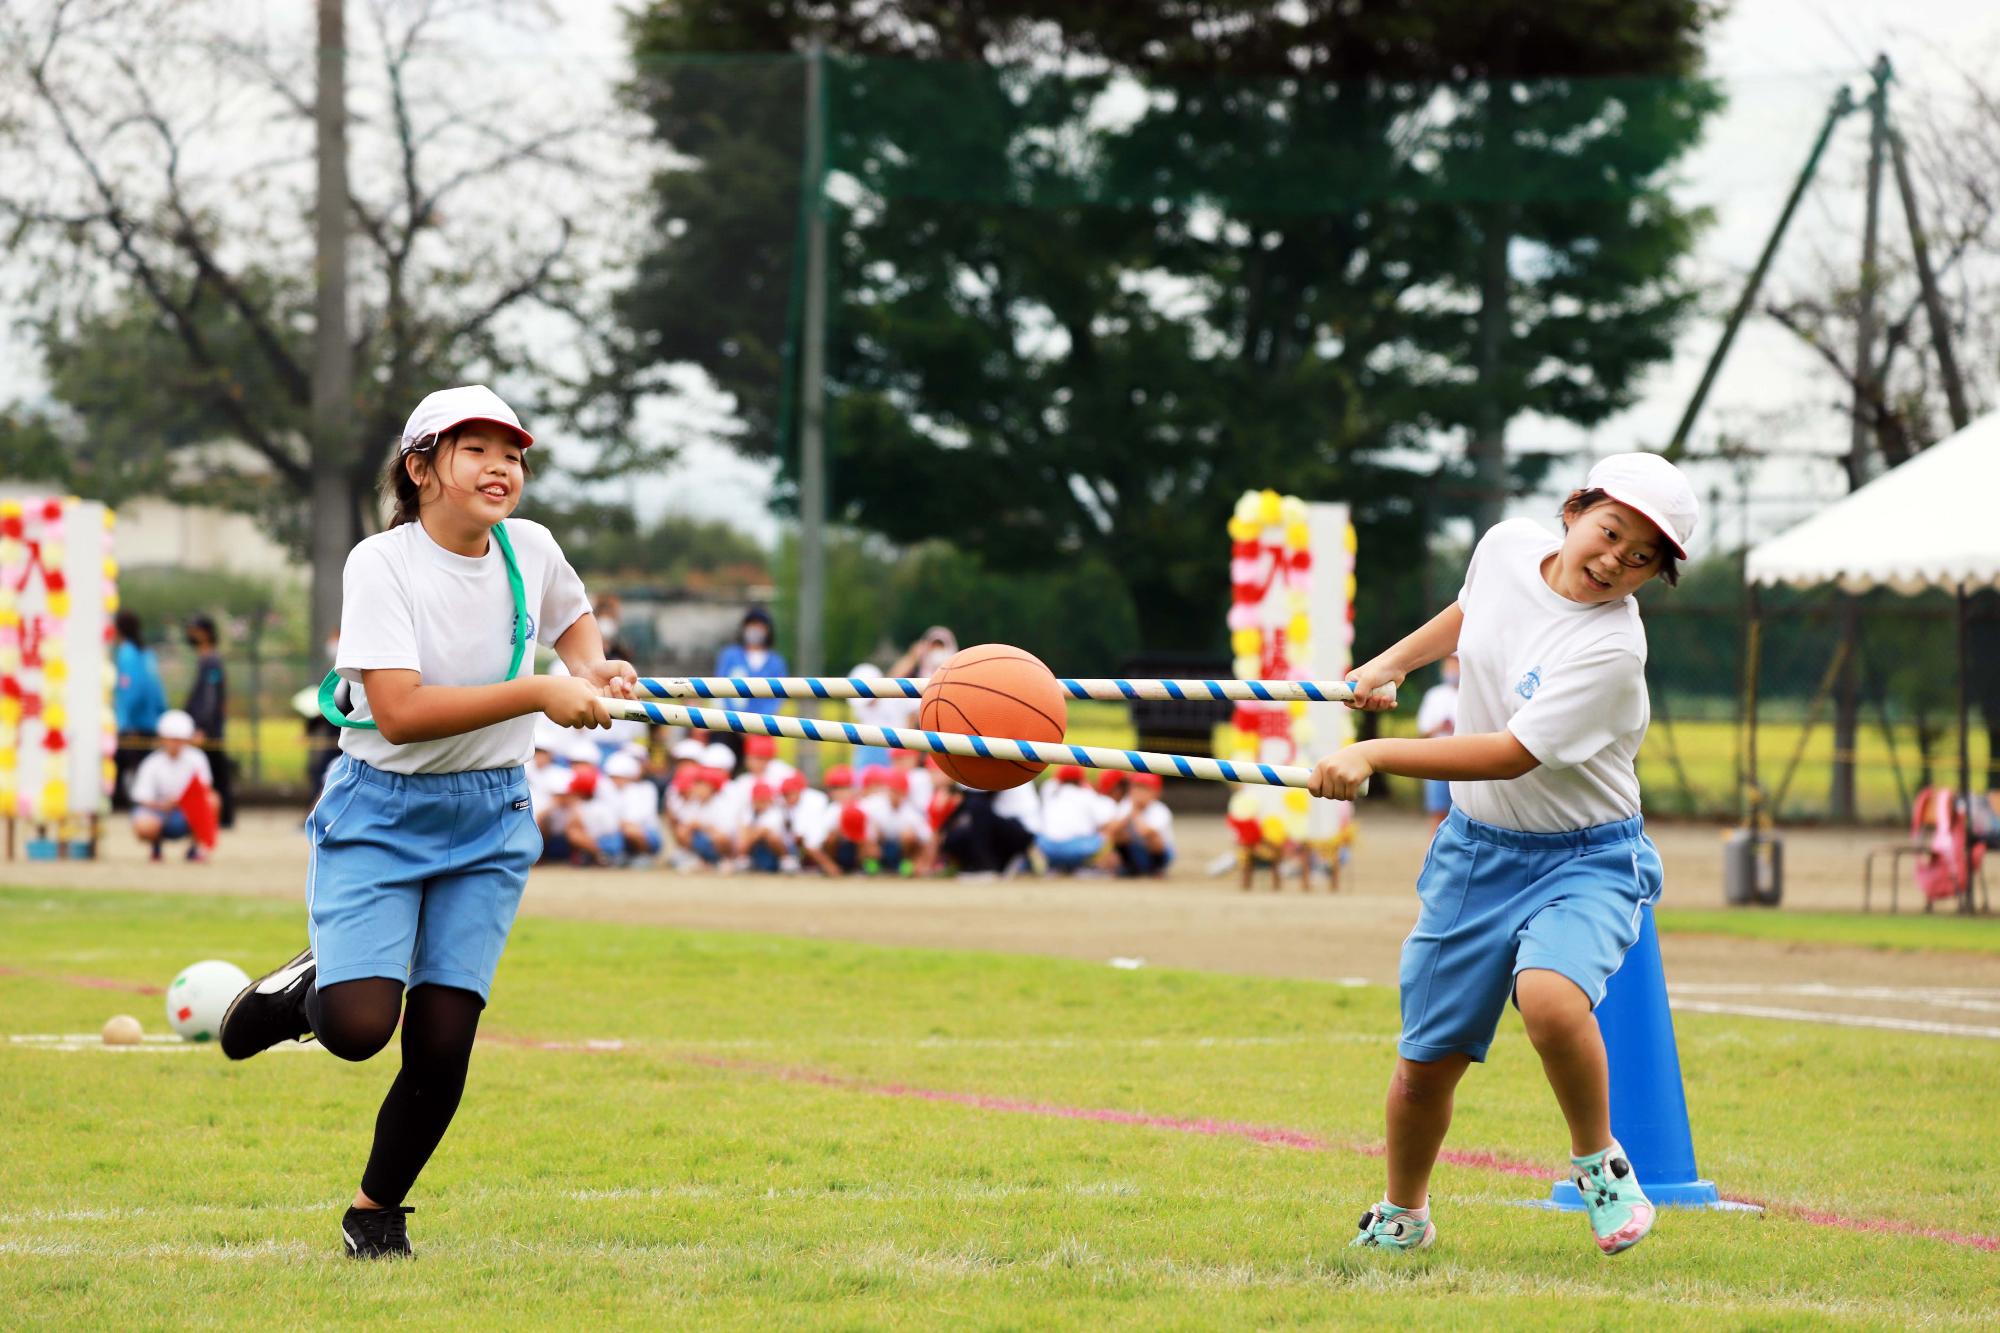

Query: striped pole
[637,675,1395,706]
[602,698,1346,793]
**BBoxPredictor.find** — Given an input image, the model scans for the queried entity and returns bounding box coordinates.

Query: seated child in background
[604,751,663,863]
[1036,765,1110,874]
[818,765,880,875]
[565,755,626,867]
[671,767,732,869]
[861,767,932,876]
[1107,772,1174,877]
[130,708,214,862]
[734,782,791,872]
[724,734,795,816]
[780,771,833,875]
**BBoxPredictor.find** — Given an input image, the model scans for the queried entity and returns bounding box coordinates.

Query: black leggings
[306,978,483,1208]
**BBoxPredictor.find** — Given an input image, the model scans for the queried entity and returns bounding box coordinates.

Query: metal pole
[1669,86,1856,453]
[1886,119,1971,433]
[796,41,829,777]
[1958,582,1975,914]
[310,0,352,668]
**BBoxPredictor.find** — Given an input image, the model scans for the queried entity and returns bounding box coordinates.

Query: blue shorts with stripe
[1398,808,1662,1063]
[306,755,541,1003]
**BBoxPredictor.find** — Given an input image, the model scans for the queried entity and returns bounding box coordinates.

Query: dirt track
[13,808,1997,1018]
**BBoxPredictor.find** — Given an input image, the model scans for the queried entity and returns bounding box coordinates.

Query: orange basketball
[918,644,1067,791]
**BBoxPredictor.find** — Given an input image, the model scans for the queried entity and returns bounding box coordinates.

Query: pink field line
[686,1053,2000,1253]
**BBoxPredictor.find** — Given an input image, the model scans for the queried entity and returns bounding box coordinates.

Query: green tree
[621,2,1720,653]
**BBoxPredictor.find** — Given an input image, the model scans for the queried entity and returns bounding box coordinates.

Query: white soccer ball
[165,959,251,1043]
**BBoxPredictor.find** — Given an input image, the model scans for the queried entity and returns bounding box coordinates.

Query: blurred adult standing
[182,613,235,829]
[880,626,959,730]
[711,607,788,762]
[110,611,166,811]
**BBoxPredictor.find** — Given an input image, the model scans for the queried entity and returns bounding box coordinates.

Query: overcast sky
[8,0,1999,553]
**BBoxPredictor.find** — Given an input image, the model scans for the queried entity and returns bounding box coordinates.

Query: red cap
[1096,769,1130,795]
[568,768,598,798]
[750,782,774,802]
[1128,771,1163,791]
[694,767,725,788]
[1054,765,1086,784]
[670,767,698,793]
[884,769,910,794]
[780,771,808,795]
[862,766,891,787]
[744,734,777,758]
[823,764,855,789]
[838,802,869,841]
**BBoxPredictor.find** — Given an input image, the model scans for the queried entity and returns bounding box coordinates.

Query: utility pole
[310,0,352,666]
[1831,54,1891,823]
[795,41,829,775]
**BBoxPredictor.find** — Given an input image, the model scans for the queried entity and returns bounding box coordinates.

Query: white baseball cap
[400,385,533,455]
[1583,452,1698,561]
[670,738,706,761]
[156,709,195,741]
[603,753,643,780]
[701,742,738,774]
[565,738,602,767]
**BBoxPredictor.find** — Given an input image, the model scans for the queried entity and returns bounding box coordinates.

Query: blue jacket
[113,641,167,735]
[713,644,788,716]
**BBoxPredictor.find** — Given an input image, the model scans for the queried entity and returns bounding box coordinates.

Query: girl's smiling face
[409,424,525,527]
[1547,496,1667,604]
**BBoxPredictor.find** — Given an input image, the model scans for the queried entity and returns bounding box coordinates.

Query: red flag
[179,774,219,850]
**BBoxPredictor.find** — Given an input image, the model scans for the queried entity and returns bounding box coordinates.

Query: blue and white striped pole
[637,675,1394,706]
[601,697,1352,793]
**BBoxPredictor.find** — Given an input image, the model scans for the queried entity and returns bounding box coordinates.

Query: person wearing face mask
[711,608,789,763]
[1416,655,1461,830]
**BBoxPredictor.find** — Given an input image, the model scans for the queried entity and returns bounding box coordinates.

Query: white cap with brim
[1583,452,1698,562]
[701,742,738,774]
[401,384,533,455]
[157,709,196,741]
[670,739,706,761]
[604,753,643,780]
[565,738,602,767]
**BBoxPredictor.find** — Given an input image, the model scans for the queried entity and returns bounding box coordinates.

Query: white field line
[1670,999,2000,1040]
[1669,983,2000,1015]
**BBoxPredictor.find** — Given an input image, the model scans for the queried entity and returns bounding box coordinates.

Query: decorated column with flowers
[1224,491,1357,868]
[0,496,116,834]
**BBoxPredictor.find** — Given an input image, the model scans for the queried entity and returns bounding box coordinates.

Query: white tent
[1746,411,2000,594]
[1741,413,1996,912]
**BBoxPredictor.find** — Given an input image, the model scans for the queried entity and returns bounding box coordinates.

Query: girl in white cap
[217,384,636,1259]
[128,708,213,861]
[1311,452,1697,1258]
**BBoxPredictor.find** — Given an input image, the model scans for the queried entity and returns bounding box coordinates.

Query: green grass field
[1659,909,2000,956]
[4,886,1995,1328]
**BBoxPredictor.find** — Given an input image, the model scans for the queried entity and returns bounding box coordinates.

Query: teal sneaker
[1572,1142,1654,1254]
[1349,1201,1436,1251]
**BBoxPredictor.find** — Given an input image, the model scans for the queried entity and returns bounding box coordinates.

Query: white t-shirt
[335,518,592,774]
[1451,519,1649,833]
[615,778,661,829]
[525,755,571,817]
[861,792,928,843]
[1416,681,1459,738]
[1121,798,1174,850]
[1040,783,1108,842]
[130,747,213,810]
[786,789,833,849]
[994,782,1041,835]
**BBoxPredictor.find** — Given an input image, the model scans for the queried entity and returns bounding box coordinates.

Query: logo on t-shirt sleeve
[1514,666,1542,700]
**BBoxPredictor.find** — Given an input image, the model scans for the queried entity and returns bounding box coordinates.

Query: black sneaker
[342,1204,414,1259]
[218,946,316,1061]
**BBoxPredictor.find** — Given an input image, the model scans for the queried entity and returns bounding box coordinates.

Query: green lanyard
[318,521,529,731]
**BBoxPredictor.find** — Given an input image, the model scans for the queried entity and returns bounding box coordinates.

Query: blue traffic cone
[1546,901,1721,1208]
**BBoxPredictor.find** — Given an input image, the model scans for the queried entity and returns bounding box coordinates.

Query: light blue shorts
[1398,808,1662,1063]
[306,755,541,1002]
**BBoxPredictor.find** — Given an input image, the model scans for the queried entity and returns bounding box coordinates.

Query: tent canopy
[1745,411,2000,594]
